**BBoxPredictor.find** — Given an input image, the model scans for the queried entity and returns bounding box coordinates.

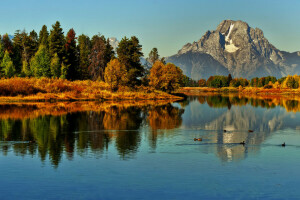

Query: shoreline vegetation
[179,87,300,96]
[0,78,182,102]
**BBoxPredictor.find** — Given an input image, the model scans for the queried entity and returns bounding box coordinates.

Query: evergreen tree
[49,21,65,61]
[117,36,144,86]
[78,34,91,80]
[64,28,78,80]
[50,53,61,78]
[1,51,15,78]
[39,25,49,46]
[148,47,159,66]
[29,30,39,56]
[0,40,4,61]
[30,45,51,77]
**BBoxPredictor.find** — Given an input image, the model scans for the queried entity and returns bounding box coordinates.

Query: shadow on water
[1,94,300,166]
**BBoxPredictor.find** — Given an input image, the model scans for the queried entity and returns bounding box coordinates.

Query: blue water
[1,96,300,199]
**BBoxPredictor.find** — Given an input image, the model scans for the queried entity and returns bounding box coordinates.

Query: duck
[194,138,202,141]
[248,130,254,132]
[223,130,227,132]
[240,141,245,145]
[29,140,36,144]
[282,142,285,147]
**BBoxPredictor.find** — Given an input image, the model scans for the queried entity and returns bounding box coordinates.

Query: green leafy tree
[50,53,61,78]
[77,34,91,80]
[30,45,51,77]
[1,51,15,78]
[60,62,68,79]
[117,36,144,86]
[22,60,31,76]
[104,59,128,91]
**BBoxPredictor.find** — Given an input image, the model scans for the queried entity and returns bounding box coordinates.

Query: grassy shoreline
[178,87,300,96]
[0,78,182,102]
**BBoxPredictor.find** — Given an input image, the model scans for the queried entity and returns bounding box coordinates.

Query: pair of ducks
[240,141,286,147]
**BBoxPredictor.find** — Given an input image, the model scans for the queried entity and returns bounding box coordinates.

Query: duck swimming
[248,130,254,132]
[240,141,245,145]
[282,142,286,147]
[194,138,202,141]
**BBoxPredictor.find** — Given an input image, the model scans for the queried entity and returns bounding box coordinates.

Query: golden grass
[0,78,182,102]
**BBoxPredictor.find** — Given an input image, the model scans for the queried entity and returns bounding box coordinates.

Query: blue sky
[1,0,300,57]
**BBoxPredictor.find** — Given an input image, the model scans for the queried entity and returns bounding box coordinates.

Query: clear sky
[1,0,300,57]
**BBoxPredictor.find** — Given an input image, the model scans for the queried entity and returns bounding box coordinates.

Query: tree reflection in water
[1,95,300,166]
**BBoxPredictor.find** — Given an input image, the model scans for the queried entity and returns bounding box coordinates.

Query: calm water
[1,96,300,199]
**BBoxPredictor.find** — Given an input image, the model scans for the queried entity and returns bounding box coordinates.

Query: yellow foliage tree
[104,59,128,91]
[149,61,183,93]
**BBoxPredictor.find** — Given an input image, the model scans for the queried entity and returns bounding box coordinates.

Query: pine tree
[0,40,4,61]
[64,28,78,80]
[50,53,61,78]
[49,21,65,61]
[30,45,51,77]
[39,25,49,46]
[29,30,39,57]
[117,36,144,86]
[1,51,15,78]
[78,34,91,80]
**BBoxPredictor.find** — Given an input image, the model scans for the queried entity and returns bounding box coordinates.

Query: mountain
[109,37,119,52]
[167,20,300,80]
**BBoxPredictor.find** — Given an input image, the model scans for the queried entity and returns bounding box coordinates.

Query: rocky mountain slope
[167,20,300,80]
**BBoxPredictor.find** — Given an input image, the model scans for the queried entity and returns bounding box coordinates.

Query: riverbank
[0,78,182,102]
[178,87,300,96]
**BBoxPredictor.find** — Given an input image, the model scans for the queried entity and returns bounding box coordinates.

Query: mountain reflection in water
[1,95,300,166]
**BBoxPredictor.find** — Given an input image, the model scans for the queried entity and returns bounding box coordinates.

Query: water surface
[1,96,300,199]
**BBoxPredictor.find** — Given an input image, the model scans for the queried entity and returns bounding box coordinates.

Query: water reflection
[1,95,300,166]
[0,101,184,166]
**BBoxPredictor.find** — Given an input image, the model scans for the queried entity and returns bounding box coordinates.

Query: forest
[0,21,184,99]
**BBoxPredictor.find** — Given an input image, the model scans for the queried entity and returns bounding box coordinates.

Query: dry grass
[0,78,182,102]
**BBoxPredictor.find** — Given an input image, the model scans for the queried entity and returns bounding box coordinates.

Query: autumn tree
[1,51,15,78]
[104,59,128,91]
[117,36,144,86]
[149,61,183,93]
[30,45,51,77]
[78,34,91,80]
[89,35,114,80]
[198,79,207,87]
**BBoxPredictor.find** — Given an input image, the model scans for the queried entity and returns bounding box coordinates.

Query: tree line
[0,21,184,92]
[194,74,300,89]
